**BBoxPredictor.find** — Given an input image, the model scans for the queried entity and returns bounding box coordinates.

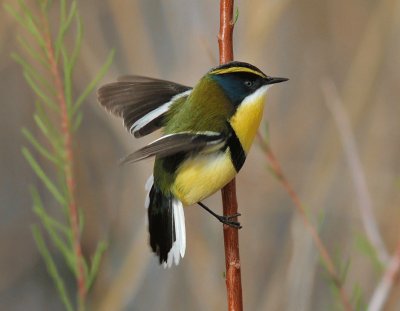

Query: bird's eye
[244,80,254,88]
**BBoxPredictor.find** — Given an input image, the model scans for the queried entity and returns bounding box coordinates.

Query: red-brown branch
[257,133,353,311]
[219,1,243,311]
[41,14,87,307]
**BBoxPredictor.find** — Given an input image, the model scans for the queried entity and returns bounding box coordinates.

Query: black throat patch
[226,122,246,172]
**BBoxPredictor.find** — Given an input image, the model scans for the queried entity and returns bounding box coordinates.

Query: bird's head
[208,61,288,108]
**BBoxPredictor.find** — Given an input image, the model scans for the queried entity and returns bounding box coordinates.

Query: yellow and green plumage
[97,61,287,267]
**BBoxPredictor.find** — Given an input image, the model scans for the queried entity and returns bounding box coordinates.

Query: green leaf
[61,46,73,108]
[63,13,83,110]
[4,4,30,32]
[69,14,83,72]
[31,190,76,275]
[233,6,239,25]
[16,36,48,68]
[22,147,67,206]
[87,240,107,290]
[355,234,383,272]
[33,113,64,158]
[78,207,85,234]
[338,257,351,284]
[5,2,46,48]
[13,53,53,96]
[351,283,366,311]
[39,0,52,11]
[18,0,39,26]
[60,0,67,21]
[73,111,83,132]
[72,49,115,115]
[31,187,71,237]
[32,226,74,311]
[22,127,59,165]
[23,71,58,111]
[55,0,77,60]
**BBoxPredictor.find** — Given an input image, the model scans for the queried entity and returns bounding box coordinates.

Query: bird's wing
[97,75,192,138]
[121,131,226,164]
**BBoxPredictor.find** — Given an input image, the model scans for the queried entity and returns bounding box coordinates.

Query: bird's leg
[197,201,242,229]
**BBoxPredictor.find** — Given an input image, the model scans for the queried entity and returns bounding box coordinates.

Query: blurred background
[1,0,399,310]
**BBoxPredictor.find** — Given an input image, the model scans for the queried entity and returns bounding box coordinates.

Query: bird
[97,61,288,267]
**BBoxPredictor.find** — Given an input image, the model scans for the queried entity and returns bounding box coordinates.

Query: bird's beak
[264,76,289,85]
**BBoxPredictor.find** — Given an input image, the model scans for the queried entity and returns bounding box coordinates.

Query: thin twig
[41,12,87,309]
[219,1,243,311]
[368,241,400,311]
[321,79,389,265]
[257,133,353,311]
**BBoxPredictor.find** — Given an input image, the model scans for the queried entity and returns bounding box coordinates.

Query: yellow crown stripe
[210,67,266,78]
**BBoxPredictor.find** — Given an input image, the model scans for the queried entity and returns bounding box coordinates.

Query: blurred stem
[321,79,389,265]
[219,1,243,311]
[368,241,400,311]
[257,133,353,311]
[41,10,87,309]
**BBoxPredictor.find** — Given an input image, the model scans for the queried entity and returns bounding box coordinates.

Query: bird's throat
[229,87,268,153]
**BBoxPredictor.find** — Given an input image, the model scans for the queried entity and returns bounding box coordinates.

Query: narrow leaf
[13,53,53,96]
[55,1,77,59]
[23,71,58,111]
[69,14,83,71]
[39,0,52,11]
[64,13,83,111]
[32,226,74,311]
[34,206,77,275]
[233,6,239,25]
[22,147,67,206]
[33,113,64,158]
[87,240,107,290]
[18,0,39,26]
[73,49,115,114]
[4,4,30,32]
[78,207,85,235]
[22,128,59,165]
[18,0,46,48]
[17,36,48,68]
[60,0,67,21]
[30,187,71,237]
[72,111,83,132]
[61,47,73,108]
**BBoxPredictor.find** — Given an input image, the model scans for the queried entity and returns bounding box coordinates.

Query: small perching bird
[97,61,287,267]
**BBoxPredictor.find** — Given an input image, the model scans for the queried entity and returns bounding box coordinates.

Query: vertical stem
[41,13,87,309]
[218,1,243,311]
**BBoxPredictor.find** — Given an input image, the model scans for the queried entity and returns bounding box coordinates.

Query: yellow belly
[171,88,268,206]
[172,151,236,205]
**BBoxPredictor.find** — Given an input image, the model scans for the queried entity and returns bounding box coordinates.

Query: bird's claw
[218,213,242,229]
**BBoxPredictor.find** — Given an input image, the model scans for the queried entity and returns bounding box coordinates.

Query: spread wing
[121,132,226,164]
[97,75,192,137]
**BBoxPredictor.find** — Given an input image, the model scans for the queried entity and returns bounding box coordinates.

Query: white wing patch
[163,198,186,268]
[130,90,192,135]
[144,175,154,211]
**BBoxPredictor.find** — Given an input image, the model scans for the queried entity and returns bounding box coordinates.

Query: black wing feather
[97,76,191,136]
[121,132,226,164]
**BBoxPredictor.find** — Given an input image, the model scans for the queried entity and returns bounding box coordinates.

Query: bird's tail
[145,175,186,267]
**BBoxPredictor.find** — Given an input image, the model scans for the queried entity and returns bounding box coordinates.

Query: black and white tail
[145,176,186,268]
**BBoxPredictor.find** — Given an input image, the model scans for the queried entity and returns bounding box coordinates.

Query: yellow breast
[172,151,236,205]
[229,86,268,153]
[171,87,268,206]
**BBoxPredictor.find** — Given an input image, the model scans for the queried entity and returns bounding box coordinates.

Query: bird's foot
[216,213,242,229]
[197,201,242,229]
